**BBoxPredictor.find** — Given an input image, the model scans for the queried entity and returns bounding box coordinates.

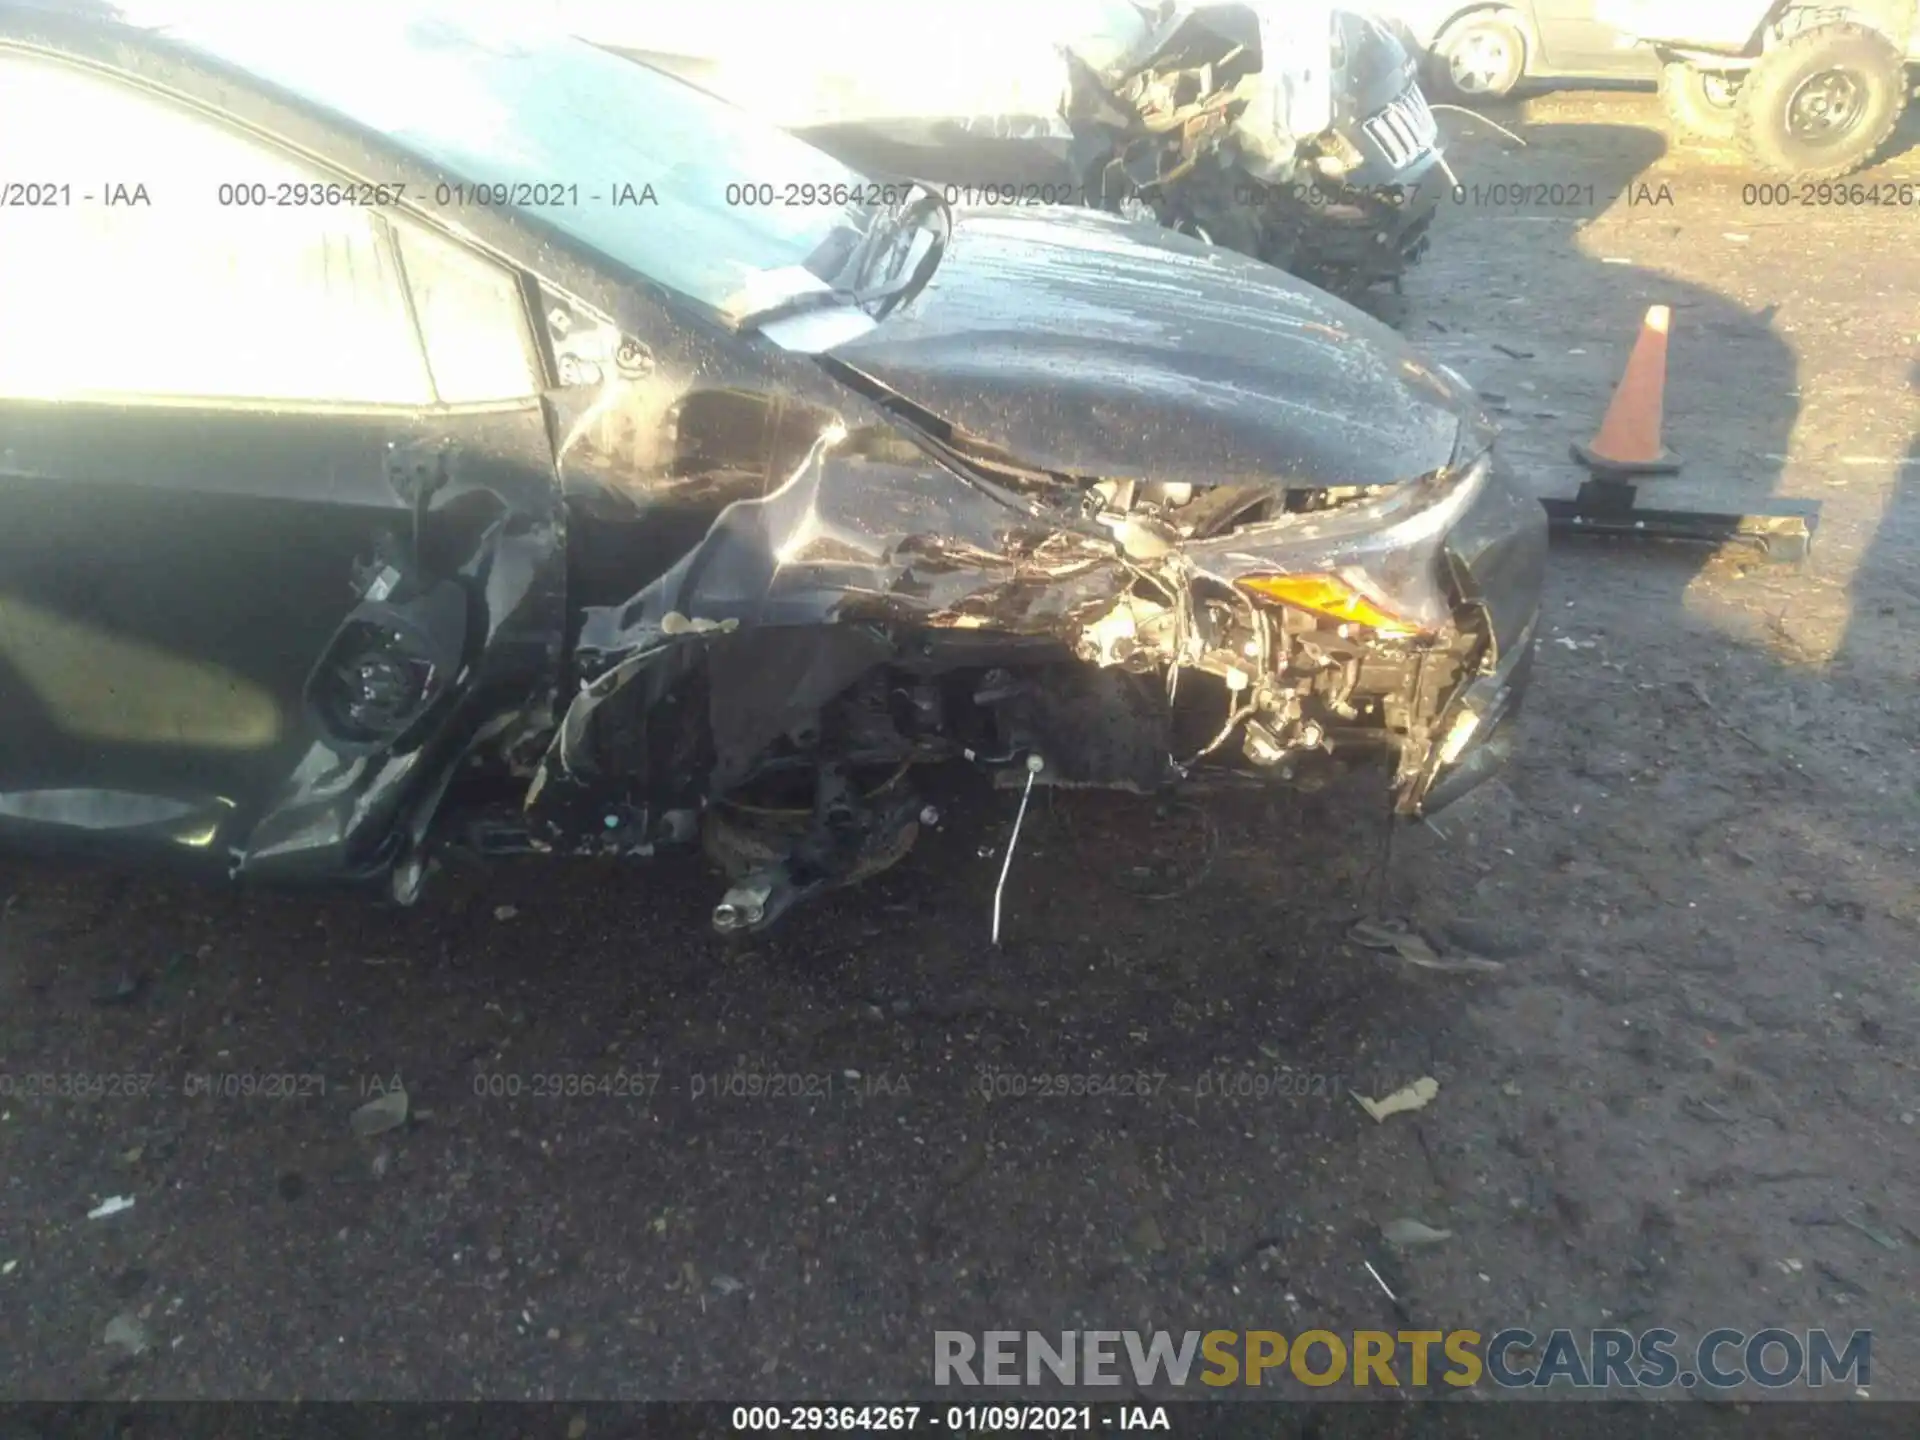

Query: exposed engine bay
[492,422,1524,937]
[358,190,1548,938]
[198,189,1545,934]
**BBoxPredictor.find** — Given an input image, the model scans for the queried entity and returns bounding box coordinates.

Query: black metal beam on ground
[1540,478,1817,563]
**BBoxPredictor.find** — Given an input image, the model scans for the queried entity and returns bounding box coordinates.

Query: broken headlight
[1221,439,1493,637]
[1237,572,1425,637]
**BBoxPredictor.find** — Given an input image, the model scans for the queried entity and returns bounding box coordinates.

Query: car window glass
[124,6,880,317]
[389,216,542,404]
[0,53,432,407]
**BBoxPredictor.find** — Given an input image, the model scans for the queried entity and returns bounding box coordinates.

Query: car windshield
[108,0,878,319]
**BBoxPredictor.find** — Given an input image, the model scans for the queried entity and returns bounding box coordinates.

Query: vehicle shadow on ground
[1837,360,1920,665]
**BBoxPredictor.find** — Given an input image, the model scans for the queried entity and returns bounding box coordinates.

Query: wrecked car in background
[0,1,1544,935]
[570,0,1449,298]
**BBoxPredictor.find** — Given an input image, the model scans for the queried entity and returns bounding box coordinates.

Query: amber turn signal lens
[1237,574,1423,636]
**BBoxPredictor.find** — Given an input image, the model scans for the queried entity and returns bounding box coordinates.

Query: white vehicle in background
[1599,0,1917,175]
[1370,1,1656,102]
[560,0,1451,297]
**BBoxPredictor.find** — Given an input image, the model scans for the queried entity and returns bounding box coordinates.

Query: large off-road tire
[1426,11,1529,102]
[1734,23,1908,179]
[1658,60,1741,144]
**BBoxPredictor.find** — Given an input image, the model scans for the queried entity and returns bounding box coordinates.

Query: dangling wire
[991,753,1045,946]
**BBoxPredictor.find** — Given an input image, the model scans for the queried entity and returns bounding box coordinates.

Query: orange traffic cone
[1572,305,1683,477]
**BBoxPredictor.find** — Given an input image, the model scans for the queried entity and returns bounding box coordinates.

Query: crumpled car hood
[825,206,1477,491]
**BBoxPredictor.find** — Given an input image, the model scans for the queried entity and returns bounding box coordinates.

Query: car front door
[0,49,566,881]
[1532,0,1643,71]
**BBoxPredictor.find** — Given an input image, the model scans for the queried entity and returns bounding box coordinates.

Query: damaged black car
[0,2,1545,934]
